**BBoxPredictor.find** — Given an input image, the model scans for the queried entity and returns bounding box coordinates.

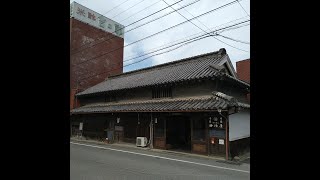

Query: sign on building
[219,139,224,145]
[70,2,125,38]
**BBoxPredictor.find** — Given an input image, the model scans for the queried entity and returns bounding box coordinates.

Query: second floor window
[152,87,172,99]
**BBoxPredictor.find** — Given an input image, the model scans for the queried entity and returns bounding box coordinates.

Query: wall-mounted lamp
[116,118,120,123]
[217,108,222,113]
[154,118,157,124]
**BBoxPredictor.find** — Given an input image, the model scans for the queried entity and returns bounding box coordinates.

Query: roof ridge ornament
[218,48,226,57]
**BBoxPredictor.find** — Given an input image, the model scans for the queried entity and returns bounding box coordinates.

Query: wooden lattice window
[152,87,172,99]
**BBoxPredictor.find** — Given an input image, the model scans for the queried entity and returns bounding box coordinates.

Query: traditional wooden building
[70,48,250,159]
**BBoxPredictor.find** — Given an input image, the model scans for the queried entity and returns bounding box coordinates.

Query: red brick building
[70,2,125,109]
[236,59,250,102]
[236,59,250,84]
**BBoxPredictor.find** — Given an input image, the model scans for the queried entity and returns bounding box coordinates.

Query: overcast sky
[70,0,250,73]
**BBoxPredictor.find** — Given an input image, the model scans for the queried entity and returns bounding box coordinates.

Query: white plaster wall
[229,109,250,141]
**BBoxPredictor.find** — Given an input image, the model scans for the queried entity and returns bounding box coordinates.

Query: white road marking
[71,142,250,173]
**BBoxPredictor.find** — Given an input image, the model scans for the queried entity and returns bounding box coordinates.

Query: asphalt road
[70,142,250,180]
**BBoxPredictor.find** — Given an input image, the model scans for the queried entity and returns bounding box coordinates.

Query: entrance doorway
[166,116,191,151]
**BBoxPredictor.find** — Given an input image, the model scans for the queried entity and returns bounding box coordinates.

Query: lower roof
[71,95,249,114]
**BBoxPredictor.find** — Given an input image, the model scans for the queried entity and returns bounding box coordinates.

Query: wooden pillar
[225,113,229,161]
[205,114,209,155]
[150,112,154,149]
[164,116,167,148]
[136,113,139,139]
[190,117,193,153]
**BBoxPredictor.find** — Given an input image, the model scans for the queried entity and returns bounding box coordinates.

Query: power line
[70,0,185,53]
[75,19,250,81]
[71,0,201,68]
[72,20,249,82]
[162,0,249,53]
[132,20,250,58]
[124,16,248,59]
[75,20,249,79]
[73,21,249,79]
[165,0,211,32]
[104,0,133,15]
[71,0,196,54]
[216,34,250,44]
[236,0,250,17]
[124,33,210,63]
[73,25,250,88]
[123,0,201,33]
[161,0,208,33]
[124,0,241,48]
[126,34,211,66]
[76,33,213,82]
[118,0,162,23]
[123,22,250,63]
[111,0,147,19]
[71,0,196,76]
[72,0,242,67]
[122,0,184,28]
[214,36,249,52]
[216,22,249,34]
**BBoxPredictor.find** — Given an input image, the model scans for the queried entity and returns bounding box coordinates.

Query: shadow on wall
[230,137,250,159]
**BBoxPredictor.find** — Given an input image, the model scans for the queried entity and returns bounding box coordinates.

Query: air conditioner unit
[136,137,148,147]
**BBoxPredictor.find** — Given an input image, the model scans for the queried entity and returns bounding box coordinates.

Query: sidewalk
[70,137,249,165]
[239,152,250,164]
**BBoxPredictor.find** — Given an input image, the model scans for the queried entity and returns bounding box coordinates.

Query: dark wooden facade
[71,111,230,158]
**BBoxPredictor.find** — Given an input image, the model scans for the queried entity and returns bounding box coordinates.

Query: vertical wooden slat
[190,117,193,153]
[150,112,153,149]
[157,89,159,98]
[205,114,209,155]
[225,112,229,160]
[164,116,167,149]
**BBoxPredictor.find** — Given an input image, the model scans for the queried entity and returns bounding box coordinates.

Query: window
[192,119,206,141]
[152,87,172,99]
[154,118,165,137]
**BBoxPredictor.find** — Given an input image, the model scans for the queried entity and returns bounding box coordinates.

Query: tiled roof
[224,74,250,87]
[70,95,249,114]
[212,91,250,108]
[77,49,229,96]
